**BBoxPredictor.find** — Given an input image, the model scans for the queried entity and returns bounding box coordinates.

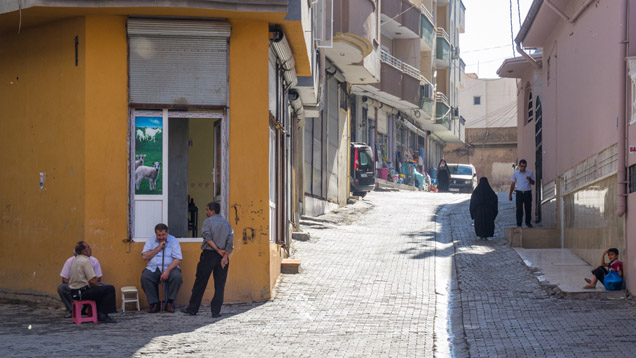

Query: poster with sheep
[135,116,163,195]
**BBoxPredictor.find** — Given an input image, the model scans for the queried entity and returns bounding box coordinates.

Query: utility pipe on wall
[617,0,629,217]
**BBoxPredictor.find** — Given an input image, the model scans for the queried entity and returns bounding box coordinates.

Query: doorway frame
[129,108,228,242]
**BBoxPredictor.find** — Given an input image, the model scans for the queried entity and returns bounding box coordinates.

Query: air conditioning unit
[421,84,433,99]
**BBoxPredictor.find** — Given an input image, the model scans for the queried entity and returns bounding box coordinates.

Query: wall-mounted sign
[630,146,636,153]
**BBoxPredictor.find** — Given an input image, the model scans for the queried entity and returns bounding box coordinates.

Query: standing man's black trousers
[515,190,532,226]
[186,250,229,315]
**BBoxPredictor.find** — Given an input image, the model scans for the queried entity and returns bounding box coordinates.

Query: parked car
[350,142,375,197]
[447,163,478,193]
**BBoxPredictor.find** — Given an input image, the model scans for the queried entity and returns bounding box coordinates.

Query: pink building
[498,0,634,292]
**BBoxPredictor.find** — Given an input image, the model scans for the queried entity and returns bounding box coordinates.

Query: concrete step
[281,259,301,274]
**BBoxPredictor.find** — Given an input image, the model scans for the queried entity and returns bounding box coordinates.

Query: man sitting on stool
[58,247,104,318]
[69,241,117,323]
[141,223,183,313]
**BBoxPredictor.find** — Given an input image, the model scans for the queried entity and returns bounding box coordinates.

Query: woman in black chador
[470,177,499,240]
[436,159,450,192]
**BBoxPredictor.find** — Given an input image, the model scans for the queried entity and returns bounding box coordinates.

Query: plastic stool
[72,300,98,325]
[121,286,140,312]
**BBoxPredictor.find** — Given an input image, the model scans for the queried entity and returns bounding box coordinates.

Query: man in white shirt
[509,159,536,227]
[141,223,183,313]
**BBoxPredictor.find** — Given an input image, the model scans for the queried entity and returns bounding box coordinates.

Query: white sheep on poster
[145,127,162,142]
[136,129,146,141]
[134,154,146,169]
[135,162,161,191]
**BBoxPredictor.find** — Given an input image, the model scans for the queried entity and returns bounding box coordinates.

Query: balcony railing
[435,30,451,65]
[381,49,420,79]
[435,91,449,107]
[420,3,433,24]
[436,28,450,43]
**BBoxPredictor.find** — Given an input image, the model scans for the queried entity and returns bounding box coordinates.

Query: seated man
[141,223,183,313]
[57,249,104,318]
[69,241,117,323]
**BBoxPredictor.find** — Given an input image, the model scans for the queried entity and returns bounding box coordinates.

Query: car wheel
[353,191,367,198]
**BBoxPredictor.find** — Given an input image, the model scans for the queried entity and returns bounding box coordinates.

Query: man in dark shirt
[181,202,234,318]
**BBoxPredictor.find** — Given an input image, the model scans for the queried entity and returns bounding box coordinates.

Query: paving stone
[0,191,635,357]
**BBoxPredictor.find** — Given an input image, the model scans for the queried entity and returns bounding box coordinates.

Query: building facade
[0,0,314,306]
[444,73,517,191]
[498,0,634,291]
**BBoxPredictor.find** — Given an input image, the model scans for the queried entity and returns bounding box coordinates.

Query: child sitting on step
[583,248,623,289]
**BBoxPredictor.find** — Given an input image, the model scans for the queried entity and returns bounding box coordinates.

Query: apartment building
[352,0,466,180]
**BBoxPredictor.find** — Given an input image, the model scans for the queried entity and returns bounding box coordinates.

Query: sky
[459,0,534,78]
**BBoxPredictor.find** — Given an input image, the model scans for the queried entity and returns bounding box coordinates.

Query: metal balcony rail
[420,4,434,24]
[380,49,420,80]
[436,28,450,43]
[435,91,449,106]
[420,75,433,87]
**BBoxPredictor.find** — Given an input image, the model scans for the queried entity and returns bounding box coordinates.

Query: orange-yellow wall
[226,19,274,302]
[1,13,294,307]
[0,17,88,292]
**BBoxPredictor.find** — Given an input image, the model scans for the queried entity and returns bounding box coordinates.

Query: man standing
[182,202,234,318]
[69,241,117,323]
[509,159,536,228]
[57,250,104,318]
[141,223,183,313]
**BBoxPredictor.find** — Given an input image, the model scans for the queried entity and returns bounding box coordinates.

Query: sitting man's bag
[604,271,623,291]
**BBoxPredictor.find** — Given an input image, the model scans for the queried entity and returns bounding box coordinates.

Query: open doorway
[131,109,226,241]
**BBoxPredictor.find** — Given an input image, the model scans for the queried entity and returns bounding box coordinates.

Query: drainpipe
[514,1,543,69]
[617,0,629,217]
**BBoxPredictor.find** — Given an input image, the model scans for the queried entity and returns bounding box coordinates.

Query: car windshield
[448,164,473,175]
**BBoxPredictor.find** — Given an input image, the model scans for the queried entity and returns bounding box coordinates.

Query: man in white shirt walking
[509,159,536,228]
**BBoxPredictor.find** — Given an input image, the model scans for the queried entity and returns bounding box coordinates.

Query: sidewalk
[515,248,628,298]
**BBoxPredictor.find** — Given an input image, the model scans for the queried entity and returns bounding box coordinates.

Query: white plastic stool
[121,286,140,312]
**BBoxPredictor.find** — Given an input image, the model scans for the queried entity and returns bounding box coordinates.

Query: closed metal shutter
[128,18,230,106]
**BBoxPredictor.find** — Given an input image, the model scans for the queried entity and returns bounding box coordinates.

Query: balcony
[420,9,435,51]
[459,0,466,33]
[435,28,451,69]
[374,50,420,106]
[325,0,380,84]
[381,0,420,39]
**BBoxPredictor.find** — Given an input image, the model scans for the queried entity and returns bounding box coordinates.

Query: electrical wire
[509,0,516,57]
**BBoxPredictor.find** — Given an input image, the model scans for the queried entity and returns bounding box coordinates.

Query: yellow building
[0,1,312,307]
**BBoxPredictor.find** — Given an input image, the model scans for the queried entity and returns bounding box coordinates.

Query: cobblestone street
[1,191,635,357]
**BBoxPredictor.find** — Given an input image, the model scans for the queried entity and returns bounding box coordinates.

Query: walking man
[509,159,536,227]
[182,202,234,318]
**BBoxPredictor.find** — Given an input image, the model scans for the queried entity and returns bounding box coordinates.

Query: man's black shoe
[181,308,196,316]
[526,223,533,228]
[98,314,117,323]
[147,303,160,313]
[212,313,222,318]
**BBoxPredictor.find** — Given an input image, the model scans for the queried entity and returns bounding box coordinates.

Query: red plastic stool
[72,300,98,325]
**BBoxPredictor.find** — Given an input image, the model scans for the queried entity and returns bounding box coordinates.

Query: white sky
[459,0,534,78]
